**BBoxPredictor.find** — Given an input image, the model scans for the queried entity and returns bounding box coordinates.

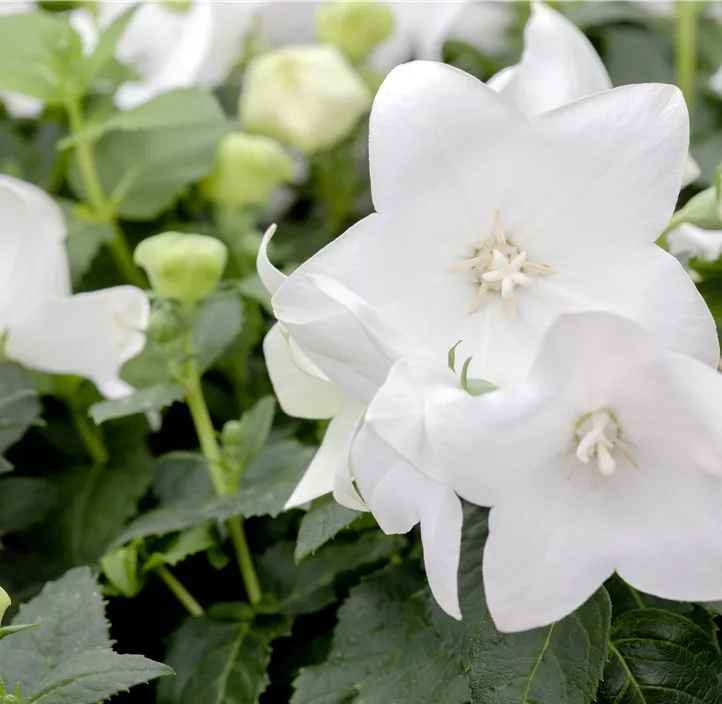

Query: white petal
[668,223,722,262]
[351,424,462,618]
[484,471,615,632]
[2,91,43,119]
[263,324,349,420]
[6,286,150,398]
[257,224,285,296]
[491,2,611,116]
[682,154,701,187]
[284,401,365,510]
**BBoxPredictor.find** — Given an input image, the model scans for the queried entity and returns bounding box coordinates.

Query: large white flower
[668,223,722,264]
[489,1,700,186]
[367,311,722,632]
[70,0,258,110]
[258,0,512,73]
[272,60,717,396]
[0,176,149,399]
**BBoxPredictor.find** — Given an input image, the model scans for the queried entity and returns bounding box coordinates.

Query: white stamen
[575,410,636,477]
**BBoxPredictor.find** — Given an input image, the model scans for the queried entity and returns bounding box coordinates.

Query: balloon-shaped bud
[134,232,228,307]
[316,1,395,63]
[239,45,372,154]
[0,586,10,625]
[146,305,186,345]
[201,132,294,207]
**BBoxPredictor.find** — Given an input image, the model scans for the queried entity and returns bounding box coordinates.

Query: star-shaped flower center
[574,409,637,477]
[450,212,554,316]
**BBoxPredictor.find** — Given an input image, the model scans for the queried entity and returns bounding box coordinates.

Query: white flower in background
[0,176,149,399]
[489,1,700,186]
[271,61,716,397]
[70,0,259,110]
[259,0,512,73]
[368,312,722,631]
[240,45,372,154]
[668,222,722,264]
[0,0,43,119]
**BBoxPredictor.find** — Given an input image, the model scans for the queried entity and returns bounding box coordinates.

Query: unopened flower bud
[0,586,10,624]
[221,419,243,447]
[316,1,395,63]
[240,45,372,154]
[134,232,228,307]
[146,305,186,345]
[201,132,294,207]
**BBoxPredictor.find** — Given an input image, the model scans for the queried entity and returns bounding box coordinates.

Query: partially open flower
[240,45,372,154]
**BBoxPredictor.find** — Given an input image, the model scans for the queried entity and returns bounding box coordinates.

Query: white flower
[0,176,149,399]
[272,60,717,395]
[71,0,259,110]
[367,311,722,631]
[668,223,722,263]
[240,45,372,154]
[257,227,366,511]
[489,1,699,186]
[258,0,512,73]
[0,0,43,118]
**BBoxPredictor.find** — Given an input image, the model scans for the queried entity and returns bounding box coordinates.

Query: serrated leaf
[224,396,276,475]
[598,608,722,704]
[295,496,361,561]
[145,524,216,570]
[0,477,57,533]
[0,12,81,104]
[468,588,612,704]
[114,441,315,545]
[0,567,111,696]
[89,382,186,424]
[0,362,40,453]
[157,616,290,704]
[25,650,173,704]
[153,452,213,505]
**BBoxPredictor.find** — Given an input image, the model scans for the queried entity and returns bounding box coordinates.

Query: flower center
[450,211,553,316]
[574,409,637,476]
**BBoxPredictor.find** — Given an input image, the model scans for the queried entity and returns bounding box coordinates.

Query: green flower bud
[161,0,192,12]
[221,419,243,448]
[201,132,294,207]
[316,1,395,63]
[0,586,10,625]
[240,45,372,154]
[146,305,187,345]
[134,232,228,307]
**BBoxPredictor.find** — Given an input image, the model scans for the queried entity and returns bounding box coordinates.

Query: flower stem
[63,90,146,288]
[181,331,263,606]
[70,405,109,467]
[154,565,204,617]
[675,0,699,121]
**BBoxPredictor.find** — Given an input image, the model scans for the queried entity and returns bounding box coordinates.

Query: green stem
[154,565,204,617]
[181,332,263,606]
[675,0,699,122]
[70,405,109,466]
[63,90,146,288]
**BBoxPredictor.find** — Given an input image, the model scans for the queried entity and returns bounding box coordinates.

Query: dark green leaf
[157,616,290,704]
[0,362,40,454]
[295,496,361,561]
[153,452,213,505]
[598,608,722,704]
[0,477,56,533]
[0,567,111,696]
[89,382,186,424]
[25,650,173,704]
[144,524,216,570]
[223,396,276,475]
[101,544,143,599]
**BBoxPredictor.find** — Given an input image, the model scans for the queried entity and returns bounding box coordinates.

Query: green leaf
[468,588,612,704]
[24,650,173,704]
[0,477,56,533]
[69,94,229,220]
[89,382,186,424]
[153,452,214,505]
[114,440,316,545]
[0,12,81,104]
[157,616,290,704]
[58,199,115,286]
[598,608,722,704]
[0,567,111,696]
[291,563,425,704]
[144,524,216,570]
[0,362,40,454]
[294,496,361,562]
[260,533,406,617]
[223,396,276,475]
[669,187,722,231]
[101,544,143,599]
